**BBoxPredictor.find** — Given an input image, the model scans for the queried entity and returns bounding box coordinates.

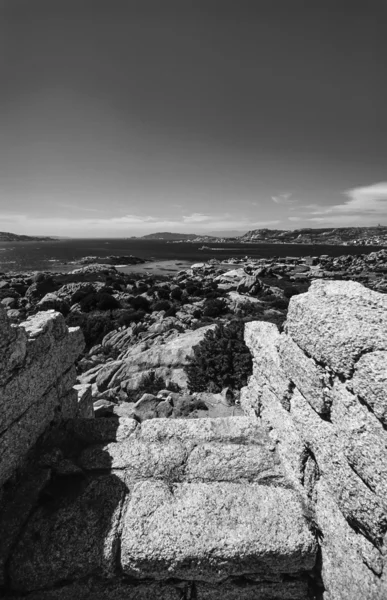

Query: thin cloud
[56,202,106,213]
[271,192,293,204]
[182,213,211,223]
[288,183,387,226]
[0,211,281,237]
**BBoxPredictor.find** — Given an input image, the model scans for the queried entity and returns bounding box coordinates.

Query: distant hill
[239,226,387,246]
[140,232,217,241]
[0,231,55,242]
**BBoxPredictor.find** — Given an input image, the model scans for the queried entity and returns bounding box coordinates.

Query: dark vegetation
[126,371,181,403]
[184,321,253,393]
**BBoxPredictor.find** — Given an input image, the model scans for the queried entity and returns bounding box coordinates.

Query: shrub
[170,287,183,300]
[184,321,253,393]
[127,371,181,402]
[96,293,120,312]
[203,298,228,318]
[267,297,289,310]
[129,296,150,312]
[66,312,114,348]
[152,300,171,312]
[157,287,170,300]
[283,286,301,299]
[117,309,145,327]
[165,305,177,317]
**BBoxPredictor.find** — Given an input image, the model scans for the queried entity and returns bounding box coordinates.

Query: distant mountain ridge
[140,227,387,246]
[0,231,55,242]
[239,226,387,246]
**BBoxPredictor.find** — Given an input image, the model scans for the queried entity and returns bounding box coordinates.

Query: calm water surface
[0,239,382,273]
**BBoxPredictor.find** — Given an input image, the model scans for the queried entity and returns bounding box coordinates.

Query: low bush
[203,297,228,317]
[66,312,114,348]
[129,295,150,312]
[127,371,181,402]
[170,287,183,300]
[152,300,171,312]
[283,286,301,299]
[184,320,253,393]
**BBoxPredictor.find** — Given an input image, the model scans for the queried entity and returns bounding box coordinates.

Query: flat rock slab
[121,481,317,581]
[140,416,270,445]
[9,475,126,592]
[185,442,285,483]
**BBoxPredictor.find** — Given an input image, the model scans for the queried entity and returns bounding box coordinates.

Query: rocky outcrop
[4,417,317,599]
[0,307,87,492]
[242,280,387,599]
[80,324,217,395]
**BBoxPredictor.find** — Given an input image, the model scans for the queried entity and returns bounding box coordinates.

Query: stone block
[331,381,387,502]
[120,481,317,581]
[140,416,263,445]
[79,439,188,481]
[259,386,306,488]
[73,383,94,418]
[0,468,51,586]
[196,581,309,600]
[185,442,284,484]
[65,417,138,444]
[290,389,387,544]
[315,480,385,600]
[244,322,292,409]
[286,280,387,377]
[0,387,59,488]
[279,334,331,415]
[9,475,126,592]
[351,351,387,425]
[0,328,83,435]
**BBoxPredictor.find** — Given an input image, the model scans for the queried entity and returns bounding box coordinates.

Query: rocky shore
[0,248,386,424]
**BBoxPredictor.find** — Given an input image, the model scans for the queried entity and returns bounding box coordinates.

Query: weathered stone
[286,280,387,377]
[133,393,160,420]
[279,334,331,415]
[1,386,69,488]
[330,381,387,502]
[315,480,385,600]
[290,389,386,544]
[0,318,83,435]
[93,398,115,417]
[259,386,306,489]
[73,383,94,418]
[6,579,188,599]
[120,481,317,581]
[65,417,138,444]
[244,322,292,411]
[97,325,216,392]
[351,351,387,425]
[140,416,265,444]
[9,475,126,592]
[0,305,28,385]
[79,439,187,481]
[184,442,285,484]
[196,580,309,600]
[0,468,51,586]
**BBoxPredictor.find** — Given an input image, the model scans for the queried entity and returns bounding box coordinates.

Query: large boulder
[91,325,217,394]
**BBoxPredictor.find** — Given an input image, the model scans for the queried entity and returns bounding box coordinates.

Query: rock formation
[0,280,386,599]
[241,280,387,599]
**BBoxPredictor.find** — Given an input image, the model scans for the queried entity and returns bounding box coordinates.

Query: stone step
[6,416,317,596]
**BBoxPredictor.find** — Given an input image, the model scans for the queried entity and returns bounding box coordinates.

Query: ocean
[0,238,383,274]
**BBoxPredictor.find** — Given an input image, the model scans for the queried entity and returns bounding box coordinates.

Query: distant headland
[138,226,387,246]
[0,231,55,242]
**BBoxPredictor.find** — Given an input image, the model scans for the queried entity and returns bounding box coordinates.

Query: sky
[1,0,387,237]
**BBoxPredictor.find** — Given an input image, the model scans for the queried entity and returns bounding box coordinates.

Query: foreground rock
[6,417,316,598]
[242,280,387,600]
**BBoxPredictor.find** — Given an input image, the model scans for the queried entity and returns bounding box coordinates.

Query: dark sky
[1,0,386,236]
